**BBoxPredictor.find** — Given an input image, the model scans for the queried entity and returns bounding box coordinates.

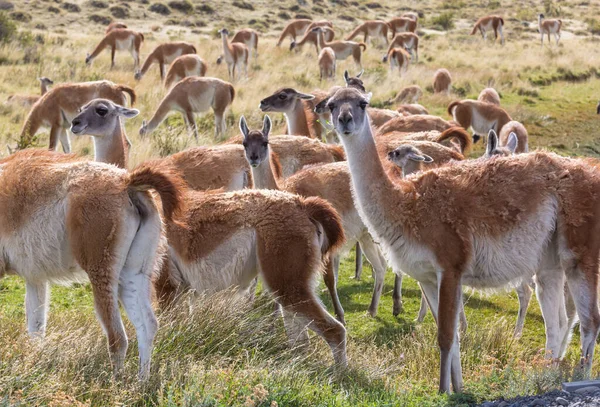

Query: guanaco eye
[262,142,268,147]
[278,94,286,100]
[242,142,248,147]
[359,101,368,110]
[96,107,108,116]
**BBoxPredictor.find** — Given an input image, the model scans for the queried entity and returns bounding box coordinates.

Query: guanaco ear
[343,70,350,84]
[296,92,315,100]
[407,151,433,162]
[239,115,250,139]
[116,106,139,119]
[506,132,518,153]
[262,115,272,138]
[486,129,498,156]
[422,154,434,163]
[356,69,364,78]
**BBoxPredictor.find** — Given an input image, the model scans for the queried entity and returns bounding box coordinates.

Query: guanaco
[470,16,505,45]
[218,28,249,81]
[164,54,207,90]
[276,19,332,46]
[383,33,419,62]
[217,28,259,64]
[6,77,54,108]
[387,17,417,36]
[346,20,389,47]
[134,42,197,81]
[539,13,562,46]
[312,27,366,69]
[85,29,144,71]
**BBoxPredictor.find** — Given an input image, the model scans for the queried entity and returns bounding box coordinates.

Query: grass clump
[0,11,16,42]
[168,0,193,13]
[89,14,112,25]
[232,0,254,11]
[431,12,454,30]
[149,2,171,15]
[109,5,129,18]
[61,2,81,12]
[9,11,31,22]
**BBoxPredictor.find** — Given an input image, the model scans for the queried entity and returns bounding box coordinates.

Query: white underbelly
[334,47,353,60]
[471,109,497,134]
[115,38,133,50]
[188,92,213,113]
[164,50,183,65]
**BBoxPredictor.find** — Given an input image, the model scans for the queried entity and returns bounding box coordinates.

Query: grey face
[71,98,139,136]
[327,87,370,137]
[259,88,315,113]
[387,145,433,168]
[240,115,272,168]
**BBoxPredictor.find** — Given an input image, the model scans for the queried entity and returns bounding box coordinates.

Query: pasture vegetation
[0,0,599,405]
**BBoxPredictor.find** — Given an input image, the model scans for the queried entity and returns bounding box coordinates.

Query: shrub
[196,4,214,14]
[89,14,112,25]
[0,1,13,11]
[168,0,193,12]
[0,12,16,42]
[89,0,108,8]
[543,0,561,17]
[48,6,60,13]
[61,2,81,12]
[431,12,454,30]
[149,2,170,15]
[109,5,129,18]
[277,11,290,19]
[586,18,600,35]
[10,11,31,22]
[365,2,381,8]
[339,14,355,22]
[232,1,254,10]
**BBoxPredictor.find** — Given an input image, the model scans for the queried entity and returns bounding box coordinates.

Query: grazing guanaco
[139,76,235,140]
[85,29,144,70]
[106,21,127,33]
[164,54,207,90]
[387,84,423,105]
[0,148,185,380]
[447,99,512,142]
[217,28,259,64]
[312,27,366,69]
[377,114,452,135]
[396,104,429,116]
[539,13,562,46]
[290,26,335,54]
[218,28,249,81]
[240,115,398,320]
[6,77,53,108]
[329,86,600,393]
[134,42,197,81]
[387,17,417,36]
[498,121,528,153]
[383,33,419,62]
[19,80,135,153]
[346,20,389,47]
[477,87,501,105]
[470,16,505,45]
[318,47,336,81]
[433,69,452,94]
[276,19,332,46]
[387,48,411,76]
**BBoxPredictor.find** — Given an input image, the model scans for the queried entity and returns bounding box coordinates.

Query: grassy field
[1,0,600,405]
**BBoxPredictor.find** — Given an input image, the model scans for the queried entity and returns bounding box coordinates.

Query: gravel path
[478,388,600,406]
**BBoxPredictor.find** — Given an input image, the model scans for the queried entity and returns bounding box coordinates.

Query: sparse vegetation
[149,2,171,15]
[232,0,254,11]
[0,11,15,42]
[109,5,129,18]
[89,0,108,8]
[88,13,112,25]
[168,0,193,12]
[61,2,82,12]
[9,10,31,22]
[430,11,454,30]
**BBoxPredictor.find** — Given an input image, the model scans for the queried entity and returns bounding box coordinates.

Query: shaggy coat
[448,99,512,138]
[433,69,452,94]
[164,54,208,90]
[377,114,452,135]
[477,87,501,105]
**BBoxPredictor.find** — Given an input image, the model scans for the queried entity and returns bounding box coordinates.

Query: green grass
[0,248,590,406]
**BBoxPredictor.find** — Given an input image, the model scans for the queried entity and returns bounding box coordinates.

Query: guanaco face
[240,115,271,167]
[387,144,433,176]
[259,88,315,113]
[71,99,139,136]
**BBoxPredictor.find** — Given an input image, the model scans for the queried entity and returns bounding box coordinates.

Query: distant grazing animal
[346,20,390,47]
[134,42,197,81]
[312,27,366,69]
[19,80,135,153]
[388,85,423,104]
[276,19,332,46]
[387,48,411,76]
[217,28,259,63]
[387,17,417,36]
[383,33,419,62]
[477,87,501,105]
[240,115,398,320]
[218,28,249,81]
[433,69,452,94]
[538,13,562,46]
[498,121,529,153]
[402,12,419,22]
[470,16,505,45]
[85,29,144,71]
[139,76,234,140]
[105,22,127,33]
[377,114,452,135]
[484,129,519,158]
[328,86,600,394]
[290,26,335,54]
[6,77,53,108]
[318,47,336,80]
[164,54,207,90]
[396,104,429,116]
[447,99,512,142]
[0,148,184,381]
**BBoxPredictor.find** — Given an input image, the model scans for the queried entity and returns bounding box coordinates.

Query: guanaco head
[216,55,223,65]
[218,28,230,37]
[240,115,272,168]
[134,69,143,81]
[139,120,149,137]
[538,13,545,21]
[85,53,92,65]
[71,98,139,136]
[314,86,342,115]
[343,70,366,92]
[259,88,315,113]
[328,87,372,137]
[387,144,433,176]
[484,129,518,158]
[38,77,54,86]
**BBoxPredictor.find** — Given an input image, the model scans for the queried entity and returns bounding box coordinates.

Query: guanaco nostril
[72,119,81,126]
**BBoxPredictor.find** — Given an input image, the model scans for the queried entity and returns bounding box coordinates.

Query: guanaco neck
[40,82,48,96]
[252,148,280,190]
[286,99,312,137]
[221,34,234,61]
[139,49,158,76]
[90,36,112,59]
[93,120,128,168]
[340,118,402,235]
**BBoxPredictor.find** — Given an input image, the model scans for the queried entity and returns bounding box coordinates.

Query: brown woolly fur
[470,16,505,45]
[311,28,366,69]
[165,55,207,90]
[396,104,429,116]
[433,69,452,94]
[302,196,345,256]
[478,87,501,106]
[0,149,184,380]
[19,80,136,153]
[499,120,529,153]
[162,145,252,191]
[292,26,335,54]
[346,21,390,46]
[378,129,469,156]
[387,17,417,36]
[135,42,197,81]
[106,22,127,33]
[377,114,452,135]
[219,28,249,81]
[436,127,472,154]
[116,85,136,105]
[161,188,347,366]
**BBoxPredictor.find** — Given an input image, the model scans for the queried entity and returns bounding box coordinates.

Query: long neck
[40,82,48,95]
[90,36,110,59]
[146,96,174,133]
[139,51,157,76]
[251,148,280,190]
[221,34,233,59]
[93,121,128,168]
[340,119,402,240]
[286,99,311,137]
